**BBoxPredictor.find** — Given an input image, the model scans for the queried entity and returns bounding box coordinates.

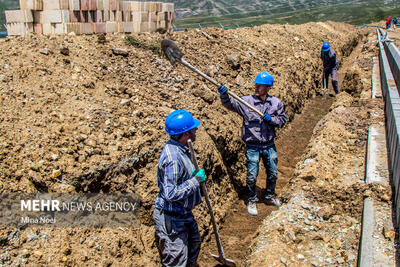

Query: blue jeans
[324,68,339,94]
[246,145,278,202]
[153,208,201,267]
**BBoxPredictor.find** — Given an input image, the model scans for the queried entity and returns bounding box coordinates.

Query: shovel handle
[180,58,219,86]
[187,140,225,259]
[180,59,264,117]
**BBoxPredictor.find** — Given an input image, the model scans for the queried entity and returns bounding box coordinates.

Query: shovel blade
[161,39,183,65]
[211,254,236,267]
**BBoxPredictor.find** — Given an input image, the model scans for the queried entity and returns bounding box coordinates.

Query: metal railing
[377,28,400,243]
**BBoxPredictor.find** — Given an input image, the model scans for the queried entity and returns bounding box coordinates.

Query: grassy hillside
[175,0,400,28]
[1,0,400,31]
[0,0,20,31]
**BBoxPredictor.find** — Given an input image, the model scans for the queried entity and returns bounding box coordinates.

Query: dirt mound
[0,21,366,265]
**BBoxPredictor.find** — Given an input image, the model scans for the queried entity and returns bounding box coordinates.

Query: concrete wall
[378,36,400,240]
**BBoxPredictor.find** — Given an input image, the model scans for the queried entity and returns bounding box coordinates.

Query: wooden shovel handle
[187,140,226,259]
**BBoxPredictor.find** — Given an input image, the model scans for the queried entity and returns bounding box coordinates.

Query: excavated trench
[198,95,334,266]
[197,36,364,266]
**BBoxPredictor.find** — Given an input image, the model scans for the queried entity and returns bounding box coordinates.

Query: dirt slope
[0,21,366,265]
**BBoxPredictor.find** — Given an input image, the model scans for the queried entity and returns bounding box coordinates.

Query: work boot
[265,196,280,208]
[247,201,258,216]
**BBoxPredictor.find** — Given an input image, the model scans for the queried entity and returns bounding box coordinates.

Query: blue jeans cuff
[248,196,259,202]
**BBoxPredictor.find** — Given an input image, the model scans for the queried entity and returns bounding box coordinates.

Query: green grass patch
[175,1,400,28]
[124,35,163,56]
[0,0,20,31]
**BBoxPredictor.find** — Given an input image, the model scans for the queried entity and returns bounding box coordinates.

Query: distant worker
[321,42,339,95]
[386,16,392,29]
[393,17,398,29]
[217,72,287,216]
[153,109,206,267]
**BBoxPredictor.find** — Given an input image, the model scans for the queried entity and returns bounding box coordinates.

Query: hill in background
[0,0,19,31]
[1,1,400,33]
[173,0,400,28]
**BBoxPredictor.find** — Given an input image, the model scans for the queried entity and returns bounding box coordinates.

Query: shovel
[161,39,264,118]
[320,71,328,97]
[187,139,236,267]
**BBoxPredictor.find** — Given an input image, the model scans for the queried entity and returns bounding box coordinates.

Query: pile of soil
[0,21,367,265]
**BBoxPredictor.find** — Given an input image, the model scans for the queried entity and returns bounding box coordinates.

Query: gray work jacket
[220,94,287,148]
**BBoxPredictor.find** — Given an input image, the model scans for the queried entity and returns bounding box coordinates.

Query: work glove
[192,169,206,183]
[263,113,271,122]
[217,84,227,95]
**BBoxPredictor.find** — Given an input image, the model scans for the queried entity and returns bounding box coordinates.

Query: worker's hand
[263,113,272,121]
[192,169,206,183]
[217,84,227,95]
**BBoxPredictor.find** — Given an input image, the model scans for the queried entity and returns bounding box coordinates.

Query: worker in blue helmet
[217,72,287,216]
[386,16,392,29]
[153,109,205,266]
[321,42,339,95]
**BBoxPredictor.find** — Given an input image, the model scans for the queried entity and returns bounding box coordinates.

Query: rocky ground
[0,21,391,266]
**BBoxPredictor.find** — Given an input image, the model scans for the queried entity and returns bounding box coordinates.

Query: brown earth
[0,21,375,266]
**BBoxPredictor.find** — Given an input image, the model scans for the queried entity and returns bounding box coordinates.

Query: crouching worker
[321,42,339,95]
[153,109,206,267]
[217,72,287,216]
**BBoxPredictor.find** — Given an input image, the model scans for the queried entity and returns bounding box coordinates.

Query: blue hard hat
[253,71,274,86]
[165,109,200,135]
[322,42,330,52]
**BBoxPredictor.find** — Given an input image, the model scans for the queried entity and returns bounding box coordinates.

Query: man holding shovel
[321,42,339,95]
[217,72,287,216]
[153,109,206,267]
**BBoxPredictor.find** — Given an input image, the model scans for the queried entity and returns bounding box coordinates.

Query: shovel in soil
[187,139,236,267]
[161,39,264,118]
[319,70,328,97]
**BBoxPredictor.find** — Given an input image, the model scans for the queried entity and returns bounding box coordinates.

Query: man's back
[321,48,338,70]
